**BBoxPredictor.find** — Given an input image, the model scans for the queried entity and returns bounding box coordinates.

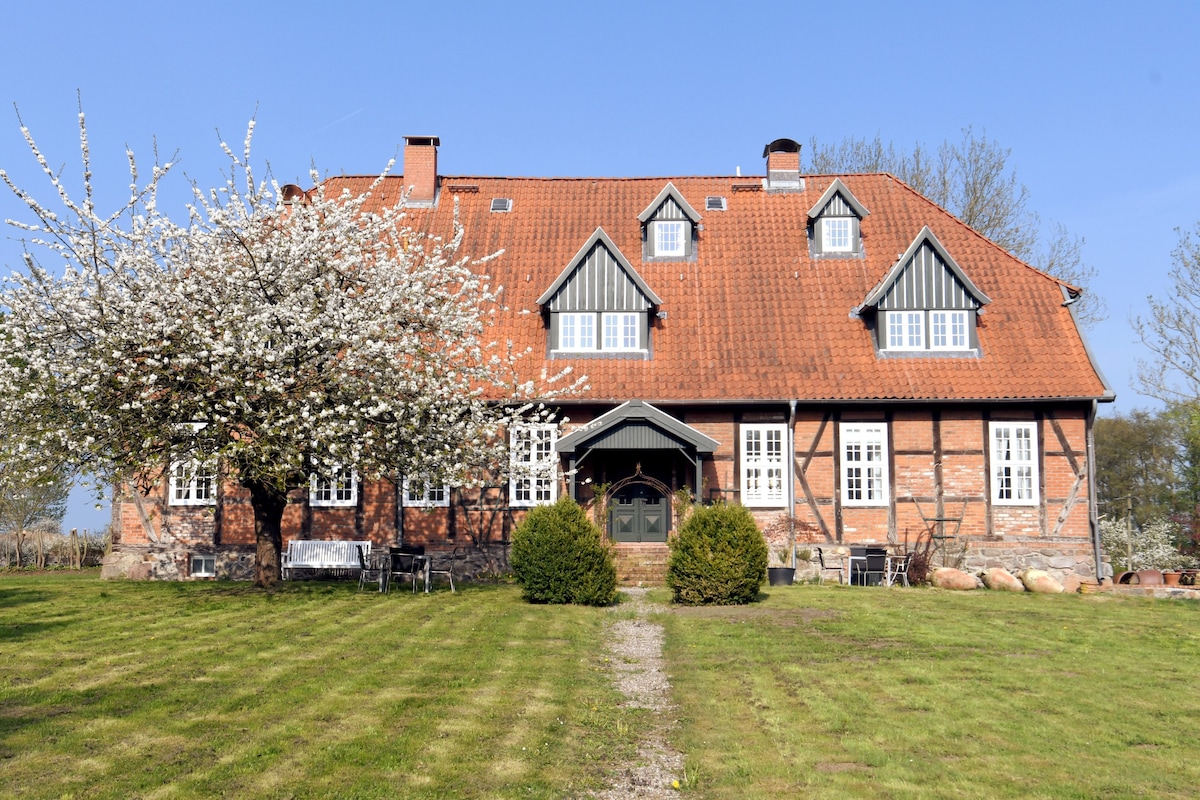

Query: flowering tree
[0,111,564,586]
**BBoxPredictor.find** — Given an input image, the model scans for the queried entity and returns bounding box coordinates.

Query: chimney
[762,138,803,192]
[403,135,440,206]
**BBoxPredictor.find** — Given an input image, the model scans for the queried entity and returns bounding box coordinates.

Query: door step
[612,542,669,586]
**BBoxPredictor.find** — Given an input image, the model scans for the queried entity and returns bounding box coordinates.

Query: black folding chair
[387,548,422,594]
[357,545,385,592]
[426,547,462,592]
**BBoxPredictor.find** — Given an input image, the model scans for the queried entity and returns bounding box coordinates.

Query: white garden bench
[282,539,372,580]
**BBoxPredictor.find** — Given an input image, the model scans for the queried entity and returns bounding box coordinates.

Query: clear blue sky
[3,0,1198,533]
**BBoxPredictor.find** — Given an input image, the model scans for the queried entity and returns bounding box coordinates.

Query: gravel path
[590,587,685,799]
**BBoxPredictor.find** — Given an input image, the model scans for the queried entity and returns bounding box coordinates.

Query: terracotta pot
[1164,571,1182,587]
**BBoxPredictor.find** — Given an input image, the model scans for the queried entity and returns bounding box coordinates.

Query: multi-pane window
[841,423,888,506]
[559,312,596,351]
[654,220,686,256]
[403,479,450,508]
[887,311,925,350]
[990,422,1039,505]
[169,459,217,506]
[930,310,969,349]
[822,217,853,252]
[190,554,216,577]
[603,312,640,351]
[310,466,358,507]
[510,424,558,507]
[741,424,787,506]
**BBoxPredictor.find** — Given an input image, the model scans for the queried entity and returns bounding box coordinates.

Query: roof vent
[705,196,727,211]
[490,197,512,213]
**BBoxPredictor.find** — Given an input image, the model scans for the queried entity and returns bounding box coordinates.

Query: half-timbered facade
[106,137,1112,583]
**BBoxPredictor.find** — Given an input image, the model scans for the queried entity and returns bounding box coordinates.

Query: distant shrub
[667,502,768,605]
[510,497,617,606]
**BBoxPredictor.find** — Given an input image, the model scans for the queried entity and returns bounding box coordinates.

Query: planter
[767,567,796,586]
[1163,571,1182,587]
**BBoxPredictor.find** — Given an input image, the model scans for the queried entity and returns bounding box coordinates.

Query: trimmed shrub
[667,502,768,605]
[510,497,617,605]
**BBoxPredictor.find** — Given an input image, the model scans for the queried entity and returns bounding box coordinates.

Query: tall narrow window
[741,424,786,506]
[170,458,216,506]
[510,423,558,507]
[311,466,357,507]
[841,423,888,506]
[654,221,686,256]
[990,422,1039,505]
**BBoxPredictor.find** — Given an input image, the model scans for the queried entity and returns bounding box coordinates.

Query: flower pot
[767,567,796,586]
[1164,571,1182,587]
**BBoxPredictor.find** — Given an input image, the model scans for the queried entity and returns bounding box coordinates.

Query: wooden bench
[282,540,371,580]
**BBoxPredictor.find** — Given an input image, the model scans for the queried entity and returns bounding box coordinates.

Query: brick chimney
[403,135,440,206]
[762,138,803,192]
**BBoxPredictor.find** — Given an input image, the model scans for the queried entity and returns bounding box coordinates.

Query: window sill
[550,350,649,360]
[877,348,981,359]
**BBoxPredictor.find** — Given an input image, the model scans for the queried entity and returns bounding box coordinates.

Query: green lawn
[3,574,1199,799]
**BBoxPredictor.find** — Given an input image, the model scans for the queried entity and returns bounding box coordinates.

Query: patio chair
[387,548,423,594]
[357,545,386,592]
[885,551,913,587]
[426,547,462,592]
[816,547,845,585]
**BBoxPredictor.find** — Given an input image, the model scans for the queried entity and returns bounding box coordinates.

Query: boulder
[931,567,977,590]
[980,568,1025,592]
[1019,568,1065,594]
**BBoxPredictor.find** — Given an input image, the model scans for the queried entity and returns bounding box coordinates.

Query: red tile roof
[329,168,1111,405]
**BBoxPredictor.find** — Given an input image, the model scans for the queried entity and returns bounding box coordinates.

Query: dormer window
[654,221,686,257]
[559,312,596,351]
[808,179,869,257]
[861,227,991,356]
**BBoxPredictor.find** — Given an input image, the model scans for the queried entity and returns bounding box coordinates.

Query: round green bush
[510,497,617,605]
[666,502,768,605]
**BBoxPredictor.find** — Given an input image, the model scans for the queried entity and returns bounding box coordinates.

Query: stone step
[612,543,669,586]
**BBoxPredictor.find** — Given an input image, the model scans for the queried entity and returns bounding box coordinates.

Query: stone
[1020,568,1065,594]
[931,567,978,591]
[980,568,1025,592]
[1048,556,1076,569]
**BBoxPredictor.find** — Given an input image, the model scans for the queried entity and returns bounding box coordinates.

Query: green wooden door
[610,485,668,543]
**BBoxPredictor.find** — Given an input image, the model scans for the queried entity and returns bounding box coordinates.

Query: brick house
[106,137,1113,583]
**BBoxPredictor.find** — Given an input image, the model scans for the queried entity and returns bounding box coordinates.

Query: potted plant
[767,547,796,586]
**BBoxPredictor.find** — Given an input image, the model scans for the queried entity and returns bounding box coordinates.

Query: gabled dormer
[858,227,991,355]
[538,228,662,358]
[638,182,701,260]
[808,178,869,257]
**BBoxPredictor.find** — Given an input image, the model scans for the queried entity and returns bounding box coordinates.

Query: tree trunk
[245,479,288,588]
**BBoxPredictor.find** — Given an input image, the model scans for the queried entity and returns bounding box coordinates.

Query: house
[105,136,1113,584]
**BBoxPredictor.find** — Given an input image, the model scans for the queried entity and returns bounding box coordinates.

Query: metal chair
[426,547,462,592]
[885,551,913,587]
[816,547,845,585]
[357,545,385,592]
[387,548,422,594]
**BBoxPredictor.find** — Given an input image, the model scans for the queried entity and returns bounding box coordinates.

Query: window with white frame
[559,312,596,351]
[741,424,787,506]
[840,423,888,506]
[822,217,853,252]
[930,310,969,350]
[403,479,450,508]
[510,423,558,507]
[887,311,925,350]
[990,422,1039,505]
[190,554,216,577]
[603,312,640,351]
[654,220,686,257]
[169,458,217,506]
[310,466,358,507]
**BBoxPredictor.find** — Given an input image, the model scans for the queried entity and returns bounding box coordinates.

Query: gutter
[1086,399,1106,584]
[788,399,797,568]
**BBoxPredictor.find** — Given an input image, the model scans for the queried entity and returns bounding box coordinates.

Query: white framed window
[559,312,596,351]
[169,459,217,506]
[990,422,1039,505]
[603,312,640,351]
[403,479,450,508]
[930,310,969,350]
[654,220,686,256]
[510,423,558,507]
[887,311,925,350]
[741,424,787,506]
[310,466,358,507]
[822,217,853,252]
[190,554,216,577]
[841,423,888,506]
